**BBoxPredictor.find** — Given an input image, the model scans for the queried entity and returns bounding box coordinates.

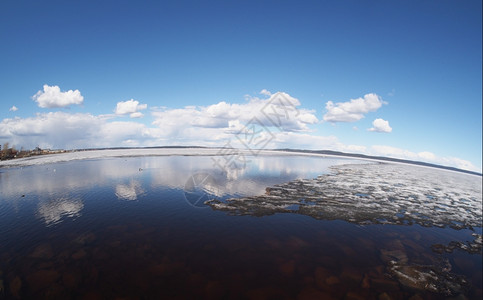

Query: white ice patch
[207,163,482,229]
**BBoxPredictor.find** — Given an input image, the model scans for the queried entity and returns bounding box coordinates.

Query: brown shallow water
[0,155,481,299]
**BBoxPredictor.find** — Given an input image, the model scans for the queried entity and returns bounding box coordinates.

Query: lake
[0,151,481,299]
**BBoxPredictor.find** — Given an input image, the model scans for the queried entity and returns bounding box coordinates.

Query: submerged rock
[73,232,96,245]
[205,162,482,296]
[378,292,393,300]
[279,260,296,276]
[26,270,60,292]
[9,276,22,298]
[71,249,87,260]
[325,275,340,285]
[30,243,54,260]
[385,254,468,296]
[431,233,483,254]
[62,272,81,289]
[296,287,335,300]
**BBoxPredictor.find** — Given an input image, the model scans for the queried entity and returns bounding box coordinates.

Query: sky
[0,0,481,172]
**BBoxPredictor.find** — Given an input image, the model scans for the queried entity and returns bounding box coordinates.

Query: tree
[1,142,8,159]
[1,142,17,160]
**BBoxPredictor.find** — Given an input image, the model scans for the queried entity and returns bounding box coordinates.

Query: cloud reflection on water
[37,197,84,226]
[115,181,144,201]
[0,155,363,225]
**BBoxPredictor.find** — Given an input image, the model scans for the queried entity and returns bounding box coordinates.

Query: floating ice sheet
[206,162,482,230]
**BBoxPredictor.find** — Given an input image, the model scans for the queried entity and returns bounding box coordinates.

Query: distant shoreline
[270,148,483,176]
[0,146,481,176]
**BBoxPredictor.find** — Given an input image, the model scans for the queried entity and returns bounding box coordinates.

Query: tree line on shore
[1,143,19,160]
[0,143,62,160]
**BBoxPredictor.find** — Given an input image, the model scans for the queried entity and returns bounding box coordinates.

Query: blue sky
[0,0,481,172]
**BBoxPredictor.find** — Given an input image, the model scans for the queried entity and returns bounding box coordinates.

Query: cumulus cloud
[371,145,479,172]
[32,85,84,108]
[368,118,392,133]
[0,112,157,149]
[0,90,479,172]
[260,89,272,96]
[418,151,436,160]
[270,132,346,151]
[371,145,419,160]
[323,93,387,122]
[152,91,318,136]
[129,112,144,118]
[1,91,319,149]
[115,99,147,118]
[440,157,479,173]
[9,106,18,112]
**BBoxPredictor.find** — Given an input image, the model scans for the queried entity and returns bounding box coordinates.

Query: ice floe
[206,162,482,230]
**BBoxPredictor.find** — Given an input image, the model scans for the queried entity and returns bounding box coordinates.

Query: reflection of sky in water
[115,181,144,201]
[0,155,359,226]
[0,154,481,298]
[37,197,84,226]
[3,154,479,228]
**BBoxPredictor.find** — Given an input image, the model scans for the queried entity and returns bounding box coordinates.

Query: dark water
[0,155,481,299]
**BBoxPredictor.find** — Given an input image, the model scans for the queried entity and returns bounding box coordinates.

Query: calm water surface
[0,155,481,299]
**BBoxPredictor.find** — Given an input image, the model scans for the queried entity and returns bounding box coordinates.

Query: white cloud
[368,118,392,133]
[418,151,436,160]
[129,112,144,118]
[271,132,344,151]
[115,99,147,118]
[440,157,479,173]
[371,145,479,172]
[9,106,18,112]
[344,144,368,153]
[32,85,84,108]
[152,91,319,136]
[1,91,319,149]
[371,145,419,160]
[0,112,156,149]
[0,90,479,172]
[260,89,272,96]
[323,93,387,122]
